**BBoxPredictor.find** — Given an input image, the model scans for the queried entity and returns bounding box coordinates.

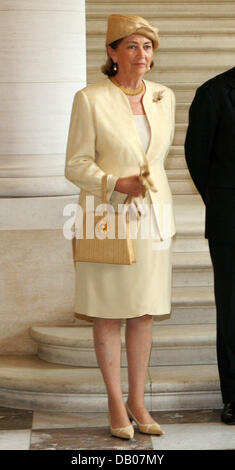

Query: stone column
[0,0,86,353]
[0,0,86,197]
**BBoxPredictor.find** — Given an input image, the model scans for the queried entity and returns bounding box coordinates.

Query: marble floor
[0,406,234,450]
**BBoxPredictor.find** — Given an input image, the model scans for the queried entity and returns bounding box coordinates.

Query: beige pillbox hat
[106,14,159,50]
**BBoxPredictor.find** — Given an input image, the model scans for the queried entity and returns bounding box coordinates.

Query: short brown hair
[101,38,154,77]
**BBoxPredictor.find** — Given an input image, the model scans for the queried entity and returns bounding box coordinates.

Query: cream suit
[65,77,176,322]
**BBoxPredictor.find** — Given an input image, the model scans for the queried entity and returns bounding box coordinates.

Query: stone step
[162,285,215,325]
[167,169,190,179]
[87,0,235,16]
[167,168,197,195]
[151,67,230,85]
[169,180,196,195]
[29,324,216,368]
[167,85,197,103]
[173,194,205,238]
[166,157,187,171]
[173,251,211,269]
[167,146,187,170]
[168,84,198,103]
[87,18,235,36]
[157,285,214,324]
[172,124,187,146]
[173,235,209,253]
[172,251,213,287]
[173,285,214,306]
[165,306,215,326]
[175,104,190,123]
[0,355,222,412]
[87,1,235,19]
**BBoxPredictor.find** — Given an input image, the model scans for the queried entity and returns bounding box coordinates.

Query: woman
[65,14,176,440]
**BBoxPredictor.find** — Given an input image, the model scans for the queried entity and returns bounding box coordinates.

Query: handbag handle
[101,173,108,204]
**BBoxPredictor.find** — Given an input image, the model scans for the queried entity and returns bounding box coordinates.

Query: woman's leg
[125,314,156,423]
[93,317,131,428]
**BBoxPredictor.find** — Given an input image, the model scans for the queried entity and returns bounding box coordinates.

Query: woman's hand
[114,175,145,197]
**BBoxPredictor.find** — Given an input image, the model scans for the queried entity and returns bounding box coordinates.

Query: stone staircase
[0,0,231,412]
[0,195,222,411]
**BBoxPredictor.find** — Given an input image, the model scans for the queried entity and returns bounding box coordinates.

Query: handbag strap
[101,173,108,204]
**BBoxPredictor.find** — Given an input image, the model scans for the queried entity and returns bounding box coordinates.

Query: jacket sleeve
[65,90,119,200]
[184,86,218,204]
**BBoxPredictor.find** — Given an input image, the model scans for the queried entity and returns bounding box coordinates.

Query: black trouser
[208,239,235,404]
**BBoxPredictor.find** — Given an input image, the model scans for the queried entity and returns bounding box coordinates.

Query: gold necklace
[110,77,144,96]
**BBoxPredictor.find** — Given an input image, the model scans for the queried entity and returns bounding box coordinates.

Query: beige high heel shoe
[125,403,165,435]
[108,411,134,440]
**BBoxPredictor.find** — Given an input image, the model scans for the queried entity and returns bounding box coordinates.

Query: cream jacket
[65,77,176,239]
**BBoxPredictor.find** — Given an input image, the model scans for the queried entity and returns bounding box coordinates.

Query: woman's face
[108,34,154,78]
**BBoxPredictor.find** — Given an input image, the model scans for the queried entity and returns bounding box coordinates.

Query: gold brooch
[152,90,165,103]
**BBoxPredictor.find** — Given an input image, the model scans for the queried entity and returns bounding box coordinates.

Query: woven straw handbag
[72,174,139,265]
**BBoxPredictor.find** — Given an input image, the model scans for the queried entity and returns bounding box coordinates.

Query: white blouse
[133,114,151,153]
[133,114,171,250]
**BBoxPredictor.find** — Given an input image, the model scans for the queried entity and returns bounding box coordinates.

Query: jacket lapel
[142,80,168,163]
[107,78,167,164]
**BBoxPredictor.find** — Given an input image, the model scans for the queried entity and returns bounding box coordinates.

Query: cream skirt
[74,192,173,322]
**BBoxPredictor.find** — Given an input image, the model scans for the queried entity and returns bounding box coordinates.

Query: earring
[113,62,117,72]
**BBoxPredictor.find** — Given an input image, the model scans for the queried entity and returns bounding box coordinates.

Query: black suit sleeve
[184,86,218,204]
